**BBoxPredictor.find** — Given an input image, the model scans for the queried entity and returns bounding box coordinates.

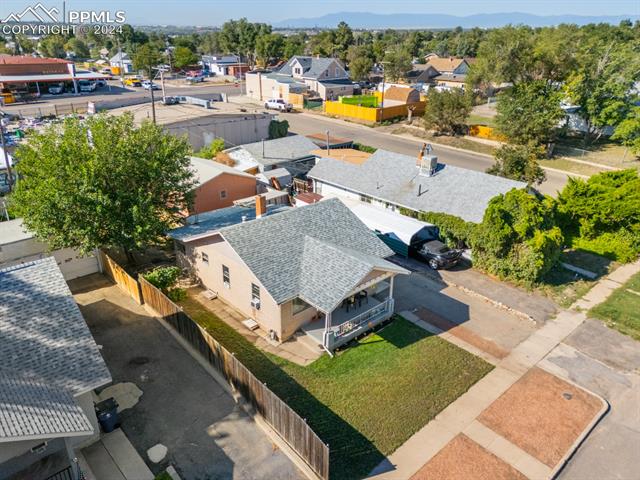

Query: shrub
[268,119,289,139]
[167,287,187,302]
[423,89,472,136]
[472,189,563,285]
[143,266,181,292]
[400,209,477,248]
[353,142,377,153]
[557,170,640,262]
[196,138,225,159]
[487,143,546,185]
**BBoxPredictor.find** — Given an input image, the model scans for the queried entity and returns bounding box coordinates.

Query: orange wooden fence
[99,250,143,304]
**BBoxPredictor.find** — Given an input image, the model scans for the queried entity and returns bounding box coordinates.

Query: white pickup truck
[264,98,292,112]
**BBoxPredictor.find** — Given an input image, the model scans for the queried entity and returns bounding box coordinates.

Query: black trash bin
[95,397,120,433]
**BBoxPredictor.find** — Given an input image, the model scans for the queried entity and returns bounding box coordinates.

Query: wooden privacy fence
[99,250,143,304]
[138,276,330,480]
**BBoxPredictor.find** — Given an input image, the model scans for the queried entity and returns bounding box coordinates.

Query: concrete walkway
[369,259,640,480]
[81,429,154,480]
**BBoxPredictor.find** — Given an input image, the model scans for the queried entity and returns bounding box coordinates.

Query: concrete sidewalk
[369,260,640,480]
[82,429,154,480]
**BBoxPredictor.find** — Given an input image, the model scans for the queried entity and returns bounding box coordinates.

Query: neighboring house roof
[0,258,111,442]
[226,135,318,168]
[312,148,372,165]
[0,218,34,244]
[201,54,240,64]
[189,156,254,188]
[256,167,292,186]
[383,86,421,103]
[0,258,111,395]
[0,370,93,442]
[277,56,346,79]
[307,149,526,223]
[110,52,131,63]
[218,198,407,312]
[434,73,467,83]
[0,55,71,65]
[168,204,291,242]
[407,64,439,81]
[306,133,352,148]
[425,57,467,73]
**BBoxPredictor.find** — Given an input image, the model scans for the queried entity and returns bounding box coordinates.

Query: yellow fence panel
[469,125,506,142]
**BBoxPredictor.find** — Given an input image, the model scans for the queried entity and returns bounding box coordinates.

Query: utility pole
[159,69,166,101]
[149,83,157,124]
[0,118,13,193]
[116,37,125,88]
[325,130,330,153]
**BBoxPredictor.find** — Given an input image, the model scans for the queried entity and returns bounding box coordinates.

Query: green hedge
[340,95,379,107]
[400,208,477,249]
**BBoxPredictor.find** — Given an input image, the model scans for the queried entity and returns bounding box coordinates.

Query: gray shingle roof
[0,258,111,396]
[219,198,407,312]
[307,149,526,223]
[226,135,317,168]
[168,204,291,242]
[0,370,93,441]
[277,56,342,79]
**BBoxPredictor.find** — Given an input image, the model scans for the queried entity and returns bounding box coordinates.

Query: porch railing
[331,298,394,338]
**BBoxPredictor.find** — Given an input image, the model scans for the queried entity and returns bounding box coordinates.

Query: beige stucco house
[169,197,408,352]
[246,56,354,103]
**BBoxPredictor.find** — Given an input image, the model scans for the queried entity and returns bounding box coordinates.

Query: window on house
[251,283,260,302]
[222,265,230,287]
[292,297,311,315]
[220,190,227,199]
[202,252,209,264]
[360,194,372,204]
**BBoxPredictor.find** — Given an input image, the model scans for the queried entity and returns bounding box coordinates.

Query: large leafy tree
[423,89,472,136]
[173,46,198,69]
[487,143,546,186]
[219,18,271,66]
[564,40,639,145]
[12,114,195,261]
[382,46,412,82]
[346,45,374,81]
[283,33,306,58]
[132,44,162,76]
[255,33,285,67]
[495,81,564,146]
[333,21,354,62]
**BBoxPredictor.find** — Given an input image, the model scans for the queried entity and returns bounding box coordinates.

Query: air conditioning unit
[251,298,261,310]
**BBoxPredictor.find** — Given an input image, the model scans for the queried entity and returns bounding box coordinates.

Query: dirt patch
[478,367,604,468]
[416,307,509,359]
[411,434,526,480]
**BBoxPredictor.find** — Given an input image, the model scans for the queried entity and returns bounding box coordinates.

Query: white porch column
[323,311,332,349]
[389,276,394,298]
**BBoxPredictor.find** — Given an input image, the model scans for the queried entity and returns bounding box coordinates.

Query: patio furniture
[357,290,368,307]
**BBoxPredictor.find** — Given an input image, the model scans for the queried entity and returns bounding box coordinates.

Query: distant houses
[246,55,355,105]
[408,55,474,90]
[200,54,249,77]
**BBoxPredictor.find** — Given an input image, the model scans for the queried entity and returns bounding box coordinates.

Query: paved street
[71,274,303,480]
[278,111,570,196]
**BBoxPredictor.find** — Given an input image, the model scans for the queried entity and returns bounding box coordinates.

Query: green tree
[487,143,546,186]
[382,46,412,82]
[495,81,564,146]
[196,138,225,159]
[334,21,354,62]
[308,31,335,57]
[173,46,198,69]
[347,45,374,81]
[38,34,67,58]
[612,106,640,157]
[199,31,222,54]
[132,44,162,76]
[11,114,195,262]
[423,89,472,136]
[472,189,563,284]
[64,38,90,58]
[283,33,306,58]
[564,40,639,145]
[219,18,271,66]
[255,33,285,67]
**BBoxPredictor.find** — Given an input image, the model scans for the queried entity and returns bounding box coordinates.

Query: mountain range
[272,12,639,29]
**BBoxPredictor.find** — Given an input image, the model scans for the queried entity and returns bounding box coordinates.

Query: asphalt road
[278,111,570,196]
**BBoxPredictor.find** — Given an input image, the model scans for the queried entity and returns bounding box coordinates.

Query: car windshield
[436,245,451,253]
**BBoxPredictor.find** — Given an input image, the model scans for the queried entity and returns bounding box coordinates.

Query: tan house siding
[191,173,256,215]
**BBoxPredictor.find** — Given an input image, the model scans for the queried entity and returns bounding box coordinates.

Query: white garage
[0,219,100,280]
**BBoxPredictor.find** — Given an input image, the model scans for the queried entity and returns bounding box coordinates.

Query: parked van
[48,82,65,94]
[78,80,97,92]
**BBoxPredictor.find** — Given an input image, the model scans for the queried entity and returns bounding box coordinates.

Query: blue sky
[1,0,638,25]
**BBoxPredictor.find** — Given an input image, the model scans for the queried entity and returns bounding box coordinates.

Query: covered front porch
[302,276,396,352]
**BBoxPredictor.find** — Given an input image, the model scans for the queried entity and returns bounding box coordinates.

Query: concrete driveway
[542,319,640,480]
[71,274,303,480]
[393,271,537,359]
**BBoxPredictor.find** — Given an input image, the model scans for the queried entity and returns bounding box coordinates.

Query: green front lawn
[590,271,640,341]
[180,295,492,479]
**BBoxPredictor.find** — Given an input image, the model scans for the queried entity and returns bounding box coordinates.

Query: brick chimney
[416,143,427,167]
[255,194,266,218]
